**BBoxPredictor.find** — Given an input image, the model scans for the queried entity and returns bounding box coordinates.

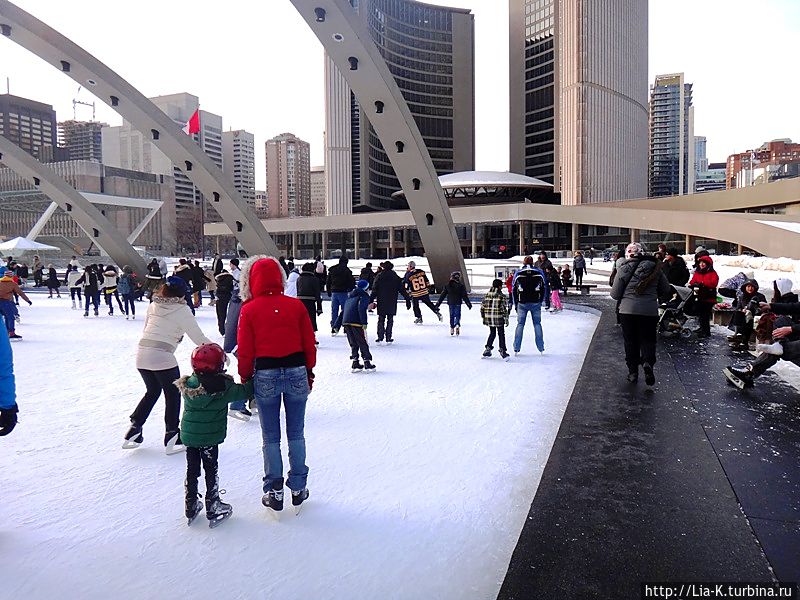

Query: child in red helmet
[175,343,253,528]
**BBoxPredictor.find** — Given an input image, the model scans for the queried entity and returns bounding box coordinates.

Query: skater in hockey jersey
[343,279,375,371]
[176,343,253,527]
[403,261,442,324]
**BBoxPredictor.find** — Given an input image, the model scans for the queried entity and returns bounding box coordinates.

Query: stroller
[658,285,695,338]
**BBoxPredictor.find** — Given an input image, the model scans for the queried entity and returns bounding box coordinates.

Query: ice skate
[643,363,655,386]
[83,312,89,318]
[482,346,492,358]
[228,407,252,422]
[206,494,233,528]
[71,300,76,309]
[164,430,185,455]
[450,327,455,336]
[455,326,460,336]
[93,308,99,316]
[122,422,143,449]
[386,338,394,344]
[500,350,510,361]
[414,318,423,325]
[724,366,754,389]
[108,310,113,316]
[262,481,284,517]
[436,312,443,322]
[363,360,376,372]
[375,338,383,345]
[331,328,338,336]
[351,359,364,373]
[14,314,20,323]
[291,488,309,515]
[8,333,22,341]
[186,497,203,526]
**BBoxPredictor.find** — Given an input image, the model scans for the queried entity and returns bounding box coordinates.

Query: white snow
[3,272,598,599]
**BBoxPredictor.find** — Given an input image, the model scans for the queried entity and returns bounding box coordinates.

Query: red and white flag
[182,109,200,135]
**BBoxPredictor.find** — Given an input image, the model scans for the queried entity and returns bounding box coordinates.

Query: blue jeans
[514,302,544,353]
[330,292,348,330]
[0,299,15,333]
[255,366,310,492]
[448,304,462,328]
[84,291,100,313]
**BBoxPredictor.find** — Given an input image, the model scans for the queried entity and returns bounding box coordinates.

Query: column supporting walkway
[499,297,800,598]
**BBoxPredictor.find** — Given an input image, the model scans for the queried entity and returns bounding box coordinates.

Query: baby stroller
[658,285,695,338]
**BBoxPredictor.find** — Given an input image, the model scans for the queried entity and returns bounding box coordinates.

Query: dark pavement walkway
[499,297,800,599]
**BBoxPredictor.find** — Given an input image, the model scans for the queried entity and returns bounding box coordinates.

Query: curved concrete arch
[0,135,148,274]
[289,0,468,288]
[0,0,279,258]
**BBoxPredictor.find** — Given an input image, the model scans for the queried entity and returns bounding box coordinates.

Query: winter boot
[626,371,639,384]
[164,430,185,455]
[122,421,144,449]
[351,359,364,373]
[482,346,492,358]
[291,488,310,515]
[262,479,284,515]
[643,363,655,386]
[206,491,232,528]
[364,360,376,371]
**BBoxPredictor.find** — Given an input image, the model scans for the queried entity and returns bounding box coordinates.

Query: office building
[0,93,57,160]
[509,0,648,204]
[310,165,326,217]
[325,0,475,212]
[265,133,311,219]
[649,73,695,197]
[694,136,708,174]
[255,189,268,218]
[58,120,106,163]
[222,129,256,208]
[695,162,726,193]
[727,139,800,189]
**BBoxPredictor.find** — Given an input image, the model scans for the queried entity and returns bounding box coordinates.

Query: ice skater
[45,264,61,298]
[481,279,510,360]
[403,261,442,324]
[176,343,253,528]
[65,265,82,309]
[435,271,472,336]
[0,267,31,341]
[343,279,375,371]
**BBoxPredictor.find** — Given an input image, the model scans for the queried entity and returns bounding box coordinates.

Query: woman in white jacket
[123,276,212,454]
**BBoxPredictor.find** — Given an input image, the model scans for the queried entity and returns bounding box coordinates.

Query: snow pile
[3,295,598,599]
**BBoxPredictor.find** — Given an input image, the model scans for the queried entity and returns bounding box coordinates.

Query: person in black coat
[359,262,375,289]
[664,249,690,286]
[435,271,472,335]
[326,256,356,334]
[211,254,224,277]
[369,261,409,343]
[297,263,323,339]
[728,279,767,349]
[191,260,209,307]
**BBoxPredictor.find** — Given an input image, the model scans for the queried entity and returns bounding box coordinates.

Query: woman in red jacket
[237,256,317,515]
[688,255,719,338]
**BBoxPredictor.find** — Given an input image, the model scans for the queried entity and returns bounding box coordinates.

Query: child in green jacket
[176,343,253,528]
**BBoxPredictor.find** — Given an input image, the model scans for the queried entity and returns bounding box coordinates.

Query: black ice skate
[164,430,185,455]
[206,495,233,528]
[455,326,460,336]
[482,347,492,358]
[414,318,423,325]
[122,422,143,449]
[363,360,376,372]
[351,359,364,373]
[724,366,754,389]
[186,497,203,526]
[291,488,310,515]
[262,480,284,517]
[500,350,510,361]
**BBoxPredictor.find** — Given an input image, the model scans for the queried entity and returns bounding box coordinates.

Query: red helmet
[191,343,226,374]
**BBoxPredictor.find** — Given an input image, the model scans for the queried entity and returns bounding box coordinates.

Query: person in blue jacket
[0,329,18,436]
[342,279,374,371]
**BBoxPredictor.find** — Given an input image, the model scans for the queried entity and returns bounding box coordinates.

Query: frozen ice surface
[3,287,598,599]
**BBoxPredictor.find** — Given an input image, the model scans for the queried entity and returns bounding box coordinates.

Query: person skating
[211,253,224,278]
[204,264,217,306]
[285,262,300,298]
[688,255,719,338]
[359,262,375,289]
[727,279,766,350]
[610,242,671,385]
[403,261,442,324]
[173,259,195,313]
[343,279,375,371]
[481,279,510,360]
[118,265,138,320]
[222,259,253,420]
[191,260,210,307]
[435,271,472,335]
[176,343,253,527]
[0,267,31,341]
[369,261,408,344]
[45,264,61,298]
[326,256,355,335]
[236,256,317,516]
[511,256,549,355]
[572,251,586,287]
[214,264,235,336]
[32,256,43,287]
[123,277,213,454]
[76,265,101,317]
[0,327,18,436]
[545,266,563,312]
[64,265,82,309]
[101,265,125,315]
[143,258,164,301]
[297,263,323,343]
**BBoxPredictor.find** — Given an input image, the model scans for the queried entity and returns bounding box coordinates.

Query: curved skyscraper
[325,0,475,213]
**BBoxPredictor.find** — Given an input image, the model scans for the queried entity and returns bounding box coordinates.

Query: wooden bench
[562,284,598,296]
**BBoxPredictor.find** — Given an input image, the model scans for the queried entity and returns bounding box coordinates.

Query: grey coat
[610,256,671,317]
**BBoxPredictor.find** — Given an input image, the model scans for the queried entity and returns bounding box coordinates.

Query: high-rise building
[694,136,708,174]
[509,0,648,204]
[726,139,800,189]
[58,120,106,163]
[265,133,311,219]
[310,165,326,217]
[222,130,256,208]
[325,0,475,212]
[255,190,268,218]
[0,94,57,160]
[649,73,695,197]
[102,92,224,251]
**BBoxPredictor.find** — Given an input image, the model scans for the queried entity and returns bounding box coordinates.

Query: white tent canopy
[0,237,60,256]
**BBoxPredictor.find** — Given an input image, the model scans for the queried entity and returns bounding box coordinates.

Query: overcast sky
[1,0,798,189]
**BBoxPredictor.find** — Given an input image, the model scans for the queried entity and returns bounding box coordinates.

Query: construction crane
[72,85,96,121]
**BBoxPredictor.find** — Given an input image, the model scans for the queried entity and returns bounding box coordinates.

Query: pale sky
[1,0,798,189]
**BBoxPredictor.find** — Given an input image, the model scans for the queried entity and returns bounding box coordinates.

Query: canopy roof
[0,236,60,252]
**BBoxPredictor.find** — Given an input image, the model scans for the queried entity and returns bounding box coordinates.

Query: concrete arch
[289,0,469,288]
[0,135,148,274]
[0,0,279,258]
